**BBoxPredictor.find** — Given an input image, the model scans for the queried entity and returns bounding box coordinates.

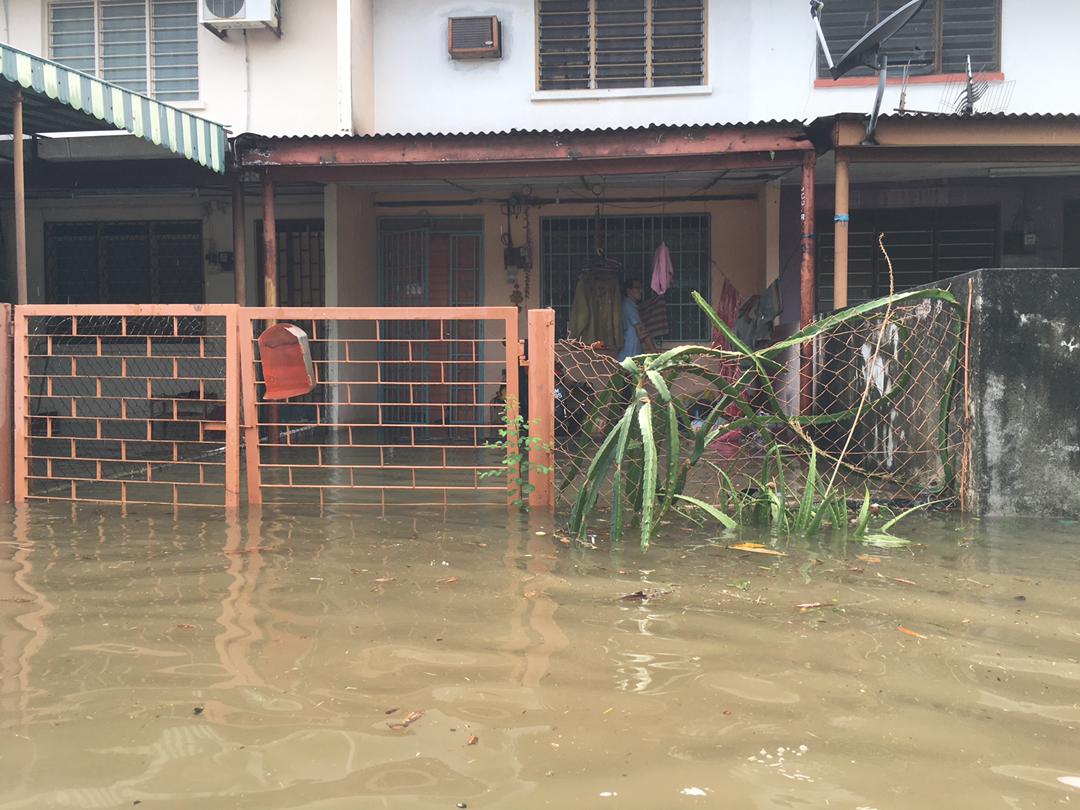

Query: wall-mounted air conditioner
[448,16,502,60]
[200,0,281,37]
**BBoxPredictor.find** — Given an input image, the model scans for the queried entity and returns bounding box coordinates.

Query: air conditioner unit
[448,16,501,60]
[200,0,280,36]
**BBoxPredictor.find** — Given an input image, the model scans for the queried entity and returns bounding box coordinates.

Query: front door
[1064,201,1080,267]
[378,219,483,441]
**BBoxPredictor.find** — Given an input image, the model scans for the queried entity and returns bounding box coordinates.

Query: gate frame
[12,304,240,508]
[237,305,520,507]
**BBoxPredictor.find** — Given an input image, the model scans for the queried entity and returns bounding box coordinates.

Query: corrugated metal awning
[0,42,226,173]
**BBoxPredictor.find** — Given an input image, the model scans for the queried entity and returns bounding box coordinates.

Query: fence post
[224,306,241,509]
[0,304,12,502]
[527,309,555,511]
[12,307,26,503]
[237,310,263,505]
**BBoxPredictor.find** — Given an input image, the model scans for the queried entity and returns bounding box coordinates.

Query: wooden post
[833,151,850,311]
[232,175,247,306]
[799,151,816,415]
[527,308,555,510]
[13,90,27,306]
[262,173,277,307]
[0,304,12,502]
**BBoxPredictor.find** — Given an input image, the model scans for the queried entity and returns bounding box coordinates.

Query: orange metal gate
[13,305,240,507]
[8,305,554,510]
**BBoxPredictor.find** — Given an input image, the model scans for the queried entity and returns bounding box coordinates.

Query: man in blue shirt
[618,278,656,361]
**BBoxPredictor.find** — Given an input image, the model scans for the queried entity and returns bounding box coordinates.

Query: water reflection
[0,506,1078,808]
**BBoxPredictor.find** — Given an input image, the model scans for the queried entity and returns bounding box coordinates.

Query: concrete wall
[952,269,1080,518]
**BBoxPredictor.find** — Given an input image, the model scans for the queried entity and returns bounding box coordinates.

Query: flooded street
[1,507,1078,809]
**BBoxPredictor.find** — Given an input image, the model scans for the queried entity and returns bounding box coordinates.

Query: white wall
[4,0,343,136]
[372,0,1080,136]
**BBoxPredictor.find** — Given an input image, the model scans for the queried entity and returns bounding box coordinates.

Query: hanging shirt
[650,242,673,295]
[618,296,644,361]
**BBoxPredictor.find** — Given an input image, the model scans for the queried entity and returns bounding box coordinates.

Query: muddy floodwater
[1,506,1079,809]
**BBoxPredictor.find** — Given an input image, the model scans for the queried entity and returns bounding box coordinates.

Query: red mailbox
[257,323,316,400]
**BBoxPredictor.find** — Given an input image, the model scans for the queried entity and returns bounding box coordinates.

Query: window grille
[537,0,705,90]
[48,0,199,101]
[815,205,998,312]
[541,214,712,342]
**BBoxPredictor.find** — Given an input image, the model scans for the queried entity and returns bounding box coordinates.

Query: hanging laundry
[567,269,624,350]
[638,294,669,340]
[734,278,782,349]
[711,277,741,350]
[650,242,673,295]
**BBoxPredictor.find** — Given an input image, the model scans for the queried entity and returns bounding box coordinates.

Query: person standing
[618,278,657,361]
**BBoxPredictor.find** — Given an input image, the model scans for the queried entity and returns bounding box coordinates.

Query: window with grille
[537,0,706,91]
[45,221,204,304]
[815,205,998,312]
[541,214,711,341]
[48,1,199,101]
[816,0,1000,78]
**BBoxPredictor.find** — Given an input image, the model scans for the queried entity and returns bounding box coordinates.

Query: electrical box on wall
[448,16,502,59]
[1004,230,1038,255]
[200,0,281,37]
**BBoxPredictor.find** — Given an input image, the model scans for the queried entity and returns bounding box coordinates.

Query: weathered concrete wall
[947,269,1080,518]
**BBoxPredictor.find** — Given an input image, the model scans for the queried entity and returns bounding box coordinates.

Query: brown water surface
[0,506,1078,808]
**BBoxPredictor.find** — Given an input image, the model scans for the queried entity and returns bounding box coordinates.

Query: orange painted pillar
[0,304,12,502]
[527,308,555,510]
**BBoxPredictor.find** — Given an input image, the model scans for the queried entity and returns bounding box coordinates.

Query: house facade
[2,0,1079,340]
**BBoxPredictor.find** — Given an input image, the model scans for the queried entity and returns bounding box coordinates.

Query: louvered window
[538,0,706,91]
[816,0,1000,78]
[48,0,199,101]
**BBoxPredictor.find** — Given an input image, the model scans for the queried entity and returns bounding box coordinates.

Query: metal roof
[0,42,226,173]
[235,120,807,143]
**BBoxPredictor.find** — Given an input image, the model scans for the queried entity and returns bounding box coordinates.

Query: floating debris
[728,543,786,557]
[897,626,927,639]
[620,588,672,602]
[466,735,479,746]
[795,602,836,612]
[387,709,424,730]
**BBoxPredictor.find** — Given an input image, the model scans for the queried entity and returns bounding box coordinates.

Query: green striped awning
[0,42,226,173]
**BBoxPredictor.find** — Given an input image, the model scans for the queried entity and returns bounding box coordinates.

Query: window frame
[47,0,200,102]
[815,0,1002,81]
[535,0,708,93]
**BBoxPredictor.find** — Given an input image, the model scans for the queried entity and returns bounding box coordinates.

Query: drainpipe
[232,175,247,306]
[799,151,816,414]
[833,151,850,311]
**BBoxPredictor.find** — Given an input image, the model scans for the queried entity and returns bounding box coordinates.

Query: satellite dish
[829,0,927,79]
[810,0,931,143]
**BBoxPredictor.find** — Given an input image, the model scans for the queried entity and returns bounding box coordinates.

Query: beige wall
[329,184,773,342]
[10,189,324,305]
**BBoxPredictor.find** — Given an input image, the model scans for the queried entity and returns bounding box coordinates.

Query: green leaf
[881,498,945,532]
[854,488,872,538]
[637,398,659,550]
[673,494,737,529]
[860,533,912,548]
[609,399,640,544]
[645,369,672,403]
[795,447,818,533]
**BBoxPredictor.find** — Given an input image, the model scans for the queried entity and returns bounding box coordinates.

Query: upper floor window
[48,1,199,101]
[537,0,706,91]
[817,0,1000,79]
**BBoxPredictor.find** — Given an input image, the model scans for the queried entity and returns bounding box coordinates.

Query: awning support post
[232,175,247,306]
[262,172,277,307]
[13,89,26,305]
[833,151,850,311]
[799,151,816,415]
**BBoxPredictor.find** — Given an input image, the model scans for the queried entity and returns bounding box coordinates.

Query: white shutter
[48,2,97,75]
[100,0,148,94]
[151,1,199,101]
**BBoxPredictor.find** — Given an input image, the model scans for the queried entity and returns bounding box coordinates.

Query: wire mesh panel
[239,307,519,509]
[553,292,967,513]
[14,306,239,508]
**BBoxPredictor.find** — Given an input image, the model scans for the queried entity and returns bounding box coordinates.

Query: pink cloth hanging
[711,277,741,351]
[650,242,673,295]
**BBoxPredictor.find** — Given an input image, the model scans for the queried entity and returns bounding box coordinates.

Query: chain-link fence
[17,307,238,507]
[553,292,966,513]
